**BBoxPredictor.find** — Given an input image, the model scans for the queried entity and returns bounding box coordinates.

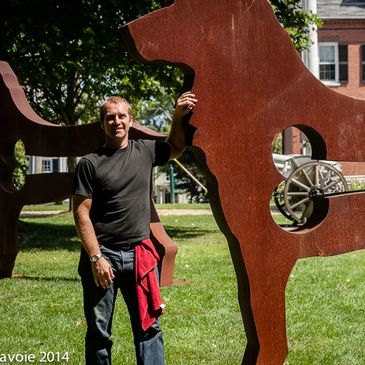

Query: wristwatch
[89,254,103,263]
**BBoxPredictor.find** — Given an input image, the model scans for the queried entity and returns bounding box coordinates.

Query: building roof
[317,0,365,19]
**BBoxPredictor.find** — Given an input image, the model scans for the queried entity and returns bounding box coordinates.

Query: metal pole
[169,162,175,203]
[173,159,208,193]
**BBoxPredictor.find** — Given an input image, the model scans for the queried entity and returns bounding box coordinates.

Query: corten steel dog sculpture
[0,61,177,287]
[122,0,365,363]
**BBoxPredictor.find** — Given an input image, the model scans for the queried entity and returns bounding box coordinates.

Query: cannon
[273,153,348,224]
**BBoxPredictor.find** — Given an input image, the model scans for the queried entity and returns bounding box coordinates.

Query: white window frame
[41,158,53,173]
[319,42,341,86]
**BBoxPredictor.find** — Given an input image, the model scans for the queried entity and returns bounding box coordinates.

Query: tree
[173,151,209,203]
[0,0,181,171]
[271,0,322,52]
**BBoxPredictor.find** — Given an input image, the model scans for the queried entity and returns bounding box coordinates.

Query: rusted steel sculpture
[122,0,365,363]
[150,201,178,287]
[0,61,177,286]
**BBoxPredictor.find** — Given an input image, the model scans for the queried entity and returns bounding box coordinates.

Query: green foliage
[271,0,323,51]
[272,131,283,154]
[12,140,29,190]
[348,179,365,192]
[134,83,180,131]
[0,0,180,127]
[174,150,208,203]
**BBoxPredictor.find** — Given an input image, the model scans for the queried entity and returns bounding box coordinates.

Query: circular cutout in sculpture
[271,126,347,228]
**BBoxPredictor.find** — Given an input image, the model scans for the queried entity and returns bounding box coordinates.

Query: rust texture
[123,0,365,363]
[0,61,177,287]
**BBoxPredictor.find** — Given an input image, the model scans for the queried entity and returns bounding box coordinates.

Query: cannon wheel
[273,182,296,222]
[283,161,348,224]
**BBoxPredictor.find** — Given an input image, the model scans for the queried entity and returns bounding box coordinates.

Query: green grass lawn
[0,212,365,364]
[21,203,210,212]
[155,203,210,210]
[21,203,70,212]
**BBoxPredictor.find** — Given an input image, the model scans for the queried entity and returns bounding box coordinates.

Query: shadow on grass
[163,225,213,241]
[18,220,80,252]
[17,216,213,252]
[12,274,80,282]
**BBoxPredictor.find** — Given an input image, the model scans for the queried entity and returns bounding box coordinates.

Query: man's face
[102,101,132,147]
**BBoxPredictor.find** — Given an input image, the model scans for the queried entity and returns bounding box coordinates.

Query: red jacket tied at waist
[135,238,164,331]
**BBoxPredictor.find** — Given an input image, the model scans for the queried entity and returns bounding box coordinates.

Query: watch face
[90,255,101,262]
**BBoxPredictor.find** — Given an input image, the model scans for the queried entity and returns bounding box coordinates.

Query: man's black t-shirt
[72,139,171,245]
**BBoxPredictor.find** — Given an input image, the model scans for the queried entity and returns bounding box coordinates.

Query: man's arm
[72,194,114,289]
[166,91,197,160]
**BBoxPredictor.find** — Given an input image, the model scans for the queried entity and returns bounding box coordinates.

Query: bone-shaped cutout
[271,126,350,227]
[122,0,365,363]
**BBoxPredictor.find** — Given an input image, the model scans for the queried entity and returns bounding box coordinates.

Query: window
[319,44,336,81]
[362,45,365,82]
[319,43,348,84]
[41,159,52,173]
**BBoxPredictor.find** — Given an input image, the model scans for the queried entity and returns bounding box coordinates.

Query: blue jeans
[78,245,165,365]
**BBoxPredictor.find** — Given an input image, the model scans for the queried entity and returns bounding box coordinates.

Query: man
[72,91,197,365]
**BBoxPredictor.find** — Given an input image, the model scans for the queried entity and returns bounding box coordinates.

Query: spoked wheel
[273,182,295,222]
[283,161,348,224]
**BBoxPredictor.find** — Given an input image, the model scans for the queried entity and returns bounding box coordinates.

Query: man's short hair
[99,96,132,121]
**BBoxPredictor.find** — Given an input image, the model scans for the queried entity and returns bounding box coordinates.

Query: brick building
[281,1,365,178]
[317,0,365,100]
[318,0,365,177]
